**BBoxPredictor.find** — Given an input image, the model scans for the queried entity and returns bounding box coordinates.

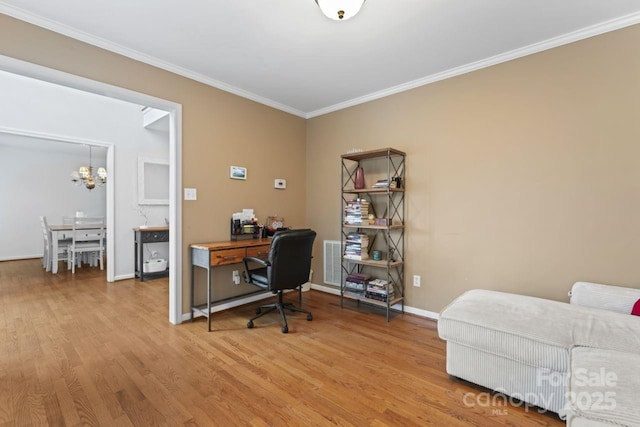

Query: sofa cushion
[439,290,573,372]
[571,282,640,315]
[438,290,640,372]
[566,347,640,427]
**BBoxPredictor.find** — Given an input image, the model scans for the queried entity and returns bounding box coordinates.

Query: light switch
[184,188,197,200]
[274,179,286,190]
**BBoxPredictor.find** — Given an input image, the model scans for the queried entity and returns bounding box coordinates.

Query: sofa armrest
[569,282,640,314]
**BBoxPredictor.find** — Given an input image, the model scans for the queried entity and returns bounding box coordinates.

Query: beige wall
[307,24,640,313]
[3,13,640,317]
[0,15,307,314]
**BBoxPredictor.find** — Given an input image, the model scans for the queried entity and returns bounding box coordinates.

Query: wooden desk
[133,227,169,281]
[49,224,107,274]
[190,239,271,331]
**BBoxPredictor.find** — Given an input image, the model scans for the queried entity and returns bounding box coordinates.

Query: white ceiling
[2,1,640,118]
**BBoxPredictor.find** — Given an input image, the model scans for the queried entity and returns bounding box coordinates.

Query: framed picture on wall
[138,157,170,205]
[230,166,247,180]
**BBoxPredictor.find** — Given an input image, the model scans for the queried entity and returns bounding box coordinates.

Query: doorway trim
[0,54,184,325]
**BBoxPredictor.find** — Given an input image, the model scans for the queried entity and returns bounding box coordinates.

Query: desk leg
[207,265,212,332]
[190,262,195,323]
[51,232,59,274]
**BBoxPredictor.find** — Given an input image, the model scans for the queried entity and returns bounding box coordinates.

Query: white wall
[0,134,107,259]
[0,70,169,278]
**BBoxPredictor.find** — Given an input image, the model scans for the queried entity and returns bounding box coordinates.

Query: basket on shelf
[143,259,167,273]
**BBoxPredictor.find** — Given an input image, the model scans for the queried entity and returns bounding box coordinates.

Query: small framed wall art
[230,166,247,180]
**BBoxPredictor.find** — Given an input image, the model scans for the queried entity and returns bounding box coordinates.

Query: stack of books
[366,278,395,302]
[344,199,370,225]
[344,232,369,260]
[344,273,370,297]
[372,179,398,189]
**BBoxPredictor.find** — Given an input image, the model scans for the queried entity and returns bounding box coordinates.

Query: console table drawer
[246,244,270,259]
[141,230,169,243]
[210,248,245,266]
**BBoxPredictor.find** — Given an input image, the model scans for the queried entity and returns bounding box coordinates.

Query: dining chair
[40,216,70,272]
[39,216,50,270]
[67,216,105,273]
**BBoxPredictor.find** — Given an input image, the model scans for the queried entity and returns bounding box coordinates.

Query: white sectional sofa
[438,282,640,426]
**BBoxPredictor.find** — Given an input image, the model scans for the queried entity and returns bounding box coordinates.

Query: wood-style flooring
[0,259,564,426]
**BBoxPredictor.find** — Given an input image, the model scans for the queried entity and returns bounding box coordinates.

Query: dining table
[49,224,107,274]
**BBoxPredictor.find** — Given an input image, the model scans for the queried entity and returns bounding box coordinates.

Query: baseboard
[311,282,440,321]
[2,257,441,322]
[310,283,341,295]
[402,305,440,320]
[0,254,41,261]
[180,291,274,322]
[178,282,440,322]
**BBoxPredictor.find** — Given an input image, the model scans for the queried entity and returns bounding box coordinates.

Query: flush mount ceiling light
[315,0,366,21]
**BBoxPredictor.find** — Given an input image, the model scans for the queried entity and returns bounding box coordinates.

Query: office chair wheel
[247,321,254,329]
[281,326,288,334]
[307,314,313,321]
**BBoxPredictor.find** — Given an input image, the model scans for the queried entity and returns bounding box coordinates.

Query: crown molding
[2,3,640,120]
[0,3,307,118]
[305,10,640,118]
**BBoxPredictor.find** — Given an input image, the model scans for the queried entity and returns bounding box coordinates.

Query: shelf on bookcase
[342,258,403,268]
[343,291,404,308]
[343,187,404,194]
[343,224,404,230]
[341,148,406,162]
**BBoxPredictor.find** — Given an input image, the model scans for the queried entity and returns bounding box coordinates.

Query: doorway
[0,54,183,325]
[0,130,112,276]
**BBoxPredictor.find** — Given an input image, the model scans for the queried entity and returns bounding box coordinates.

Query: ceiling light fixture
[315,0,366,21]
[70,146,107,190]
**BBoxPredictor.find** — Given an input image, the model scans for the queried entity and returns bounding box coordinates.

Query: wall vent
[323,240,342,286]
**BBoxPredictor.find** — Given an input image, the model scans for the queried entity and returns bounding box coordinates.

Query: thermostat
[274,179,286,190]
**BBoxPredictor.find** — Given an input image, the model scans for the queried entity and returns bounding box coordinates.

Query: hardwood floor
[0,259,564,426]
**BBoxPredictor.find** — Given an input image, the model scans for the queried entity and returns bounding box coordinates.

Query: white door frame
[0,54,184,325]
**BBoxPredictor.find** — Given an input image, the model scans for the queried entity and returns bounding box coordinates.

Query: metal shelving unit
[340,147,406,321]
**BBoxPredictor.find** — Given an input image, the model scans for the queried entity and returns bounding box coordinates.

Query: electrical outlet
[232,270,240,285]
[413,275,421,287]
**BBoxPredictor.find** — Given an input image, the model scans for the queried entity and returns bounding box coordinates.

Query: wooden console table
[133,226,170,281]
[190,239,271,331]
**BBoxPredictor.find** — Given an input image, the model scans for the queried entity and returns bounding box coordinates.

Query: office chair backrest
[267,229,316,291]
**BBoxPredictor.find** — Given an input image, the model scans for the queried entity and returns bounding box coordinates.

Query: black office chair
[243,229,317,333]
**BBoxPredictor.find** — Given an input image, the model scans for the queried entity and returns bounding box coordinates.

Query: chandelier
[70,146,107,190]
[315,0,366,21]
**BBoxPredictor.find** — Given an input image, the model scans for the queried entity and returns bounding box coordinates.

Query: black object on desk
[230,218,260,240]
[134,227,169,281]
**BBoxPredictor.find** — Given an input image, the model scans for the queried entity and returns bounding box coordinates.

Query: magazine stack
[344,199,370,225]
[344,273,370,297]
[366,278,394,302]
[344,232,369,260]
